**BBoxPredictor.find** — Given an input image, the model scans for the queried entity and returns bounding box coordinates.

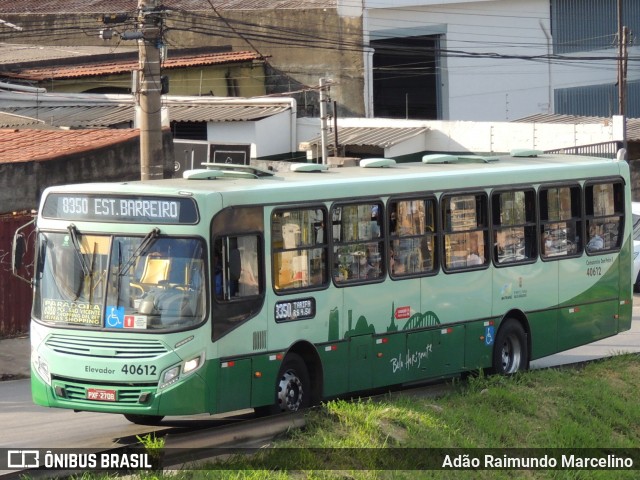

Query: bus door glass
[210,206,265,341]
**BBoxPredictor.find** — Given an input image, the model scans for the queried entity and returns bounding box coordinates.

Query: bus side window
[272,207,328,292]
[585,181,624,253]
[540,185,582,259]
[492,189,537,264]
[332,201,384,284]
[442,193,489,271]
[388,198,436,277]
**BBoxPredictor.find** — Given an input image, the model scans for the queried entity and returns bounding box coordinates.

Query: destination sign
[42,193,199,224]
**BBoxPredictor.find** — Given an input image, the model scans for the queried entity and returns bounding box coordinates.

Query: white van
[633,203,640,292]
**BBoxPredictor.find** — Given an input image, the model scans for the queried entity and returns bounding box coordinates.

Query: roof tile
[3,51,264,81]
[0,128,139,164]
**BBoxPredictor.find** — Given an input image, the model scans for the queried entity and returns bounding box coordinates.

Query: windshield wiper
[120,227,160,276]
[67,224,90,276]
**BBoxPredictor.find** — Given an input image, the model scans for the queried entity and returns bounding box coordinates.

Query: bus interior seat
[139,257,171,285]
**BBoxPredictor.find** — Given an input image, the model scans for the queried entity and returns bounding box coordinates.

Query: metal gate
[0,212,34,337]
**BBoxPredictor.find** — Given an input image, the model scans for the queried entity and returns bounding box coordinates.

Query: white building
[341,0,640,121]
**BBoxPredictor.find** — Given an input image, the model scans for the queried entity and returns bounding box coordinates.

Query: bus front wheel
[124,414,164,425]
[255,352,312,416]
[492,319,528,374]
[276,353,310,412]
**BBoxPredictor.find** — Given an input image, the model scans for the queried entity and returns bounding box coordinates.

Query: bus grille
[45,334,168,359]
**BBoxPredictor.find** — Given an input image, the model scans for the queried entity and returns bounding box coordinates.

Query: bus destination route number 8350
[12,152,633,425]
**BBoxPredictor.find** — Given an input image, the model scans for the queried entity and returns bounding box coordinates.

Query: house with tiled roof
[0,128,173,213]
[0,44,267,97]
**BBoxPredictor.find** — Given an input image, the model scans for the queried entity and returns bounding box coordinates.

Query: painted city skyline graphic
[328,302,441,341]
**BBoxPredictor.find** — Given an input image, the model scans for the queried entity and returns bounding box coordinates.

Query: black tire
[124,414,164,425]
[491,319,528,374]
[256,353,310,416]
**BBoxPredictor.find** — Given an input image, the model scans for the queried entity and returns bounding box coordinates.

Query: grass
[54,354,640,479]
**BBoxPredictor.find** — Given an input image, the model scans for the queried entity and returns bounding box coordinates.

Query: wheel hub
[277,371,304,412]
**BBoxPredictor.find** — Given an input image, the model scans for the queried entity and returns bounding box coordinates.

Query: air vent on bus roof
[422,154,499,164]
[200,163,275,177]
[510,149,543,158]
[360,158,396,168]
[183,163,276,180]
[183,169,224,180]
[422,154,458,164]
[290,163,329,172]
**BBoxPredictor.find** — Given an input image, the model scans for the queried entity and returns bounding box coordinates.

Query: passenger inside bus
[466,234,485,266]
[587,224,604,251]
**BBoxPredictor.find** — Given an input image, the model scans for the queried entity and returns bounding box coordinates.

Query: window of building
[492,189,537,264]
[388,198,437,277]
[442,193,489,270]
[540,185,582,259]
[332,202,384,284]
[585,181,624,253]
[271,207,328,291]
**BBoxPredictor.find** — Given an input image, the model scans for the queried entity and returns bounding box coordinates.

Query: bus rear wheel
[124,414,164,425]
[492,319,528,374]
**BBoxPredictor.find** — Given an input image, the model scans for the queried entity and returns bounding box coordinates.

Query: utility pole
[137,0,164,180]
[616,0,628,157]
[318,78,331,165]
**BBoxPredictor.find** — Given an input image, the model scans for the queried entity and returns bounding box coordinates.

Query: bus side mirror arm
[12,218,35,285]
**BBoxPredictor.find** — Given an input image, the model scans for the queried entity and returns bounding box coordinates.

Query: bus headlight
[159,352,205,389]
[160,366,180,388]
[183,355,202,374]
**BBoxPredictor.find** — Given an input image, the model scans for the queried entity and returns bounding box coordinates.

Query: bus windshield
[33,231,206,331]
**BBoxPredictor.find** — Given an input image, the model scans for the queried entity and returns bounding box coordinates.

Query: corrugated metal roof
[168,103,290,122]
[0,44,138,66]
[0,111,47,128]
[0,0,337,14]
[305,126,429,149]
[515,114,640,142]
[2,51,264,81]
[0,101,291,128]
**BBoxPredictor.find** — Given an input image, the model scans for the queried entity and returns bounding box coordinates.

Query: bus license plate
[87,388,116,402]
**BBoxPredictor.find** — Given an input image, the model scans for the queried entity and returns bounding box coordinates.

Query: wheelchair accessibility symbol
[106,306,124,328]
[485,325,495,346]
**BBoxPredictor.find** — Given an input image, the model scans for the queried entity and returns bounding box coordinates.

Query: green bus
[14,151,633,424]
